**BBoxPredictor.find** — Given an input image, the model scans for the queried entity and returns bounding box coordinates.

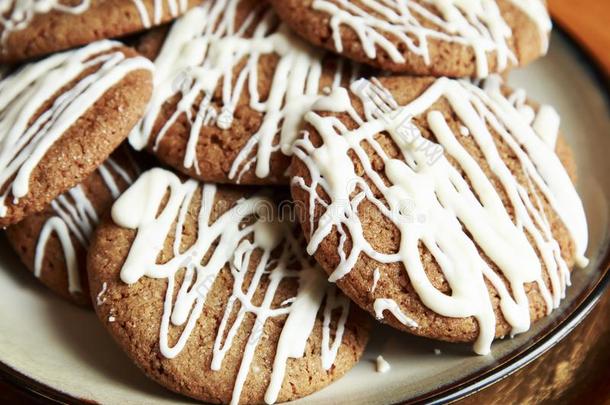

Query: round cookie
[0,39,153,228]
[6,146,141,307]
[270,0,552,78]
[289,75,588,355]
[88,168,370,404]
[0,0,201,63]
[129,0,360,186]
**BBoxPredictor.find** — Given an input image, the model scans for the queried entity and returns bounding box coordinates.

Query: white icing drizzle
[35,217,80,292]
[96,281,108,305]
[0,40,153,216]
[532,105,560,148]
[370,267,380,292]
[292,76,588,354]
[0,0,189,45]
[374,298,418,328]
[311,0,551,77]
[34,157,135,294]
[111,168,351,405]
[375,355,390,373]
[129,0,357,182]
[131,0,189,28]
[459,125,470,137]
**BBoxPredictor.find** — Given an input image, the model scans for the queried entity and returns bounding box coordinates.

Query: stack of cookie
[0,0,589,404]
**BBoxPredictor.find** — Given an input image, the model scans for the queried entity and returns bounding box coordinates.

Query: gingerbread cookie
[0,0,200,63]
[88,168,370,404]
[6,146,140,306]
[129,0,360,185]
[290,75,588,355]
[270,0,552,78]
[0,40,153,228]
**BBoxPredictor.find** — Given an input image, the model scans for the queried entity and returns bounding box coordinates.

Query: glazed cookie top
[6,146,139,306]
[88,168,369,404]
[0,0,200,63]
[290,75,588,355]
[129,0,360,185]
[0,40,153,227]
[270,0,552,78]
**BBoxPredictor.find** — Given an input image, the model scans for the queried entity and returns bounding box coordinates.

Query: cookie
[0,0,200,63]
[129,0,360,185]
[6,146,140,307]
[290,75,588,355]
[88,168,370,404]
[270,0,552,78]
[0,40,153,228]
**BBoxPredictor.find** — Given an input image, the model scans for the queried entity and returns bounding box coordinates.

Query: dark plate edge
[413,247,610,405]
[0,26,608,405]
[0,361,78,404]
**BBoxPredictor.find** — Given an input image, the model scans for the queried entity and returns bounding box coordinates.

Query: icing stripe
[131,0,189,28]
[112,168,350,404]
[292,76,588,354]
[35,217,81,293]
[0,40,153,216]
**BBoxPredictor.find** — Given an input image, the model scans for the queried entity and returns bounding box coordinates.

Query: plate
[0,30,609,404]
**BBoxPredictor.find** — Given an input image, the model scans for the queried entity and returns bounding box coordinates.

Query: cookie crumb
[376,355,390,373]
[108,316,116,323]
[434,349,442,355]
